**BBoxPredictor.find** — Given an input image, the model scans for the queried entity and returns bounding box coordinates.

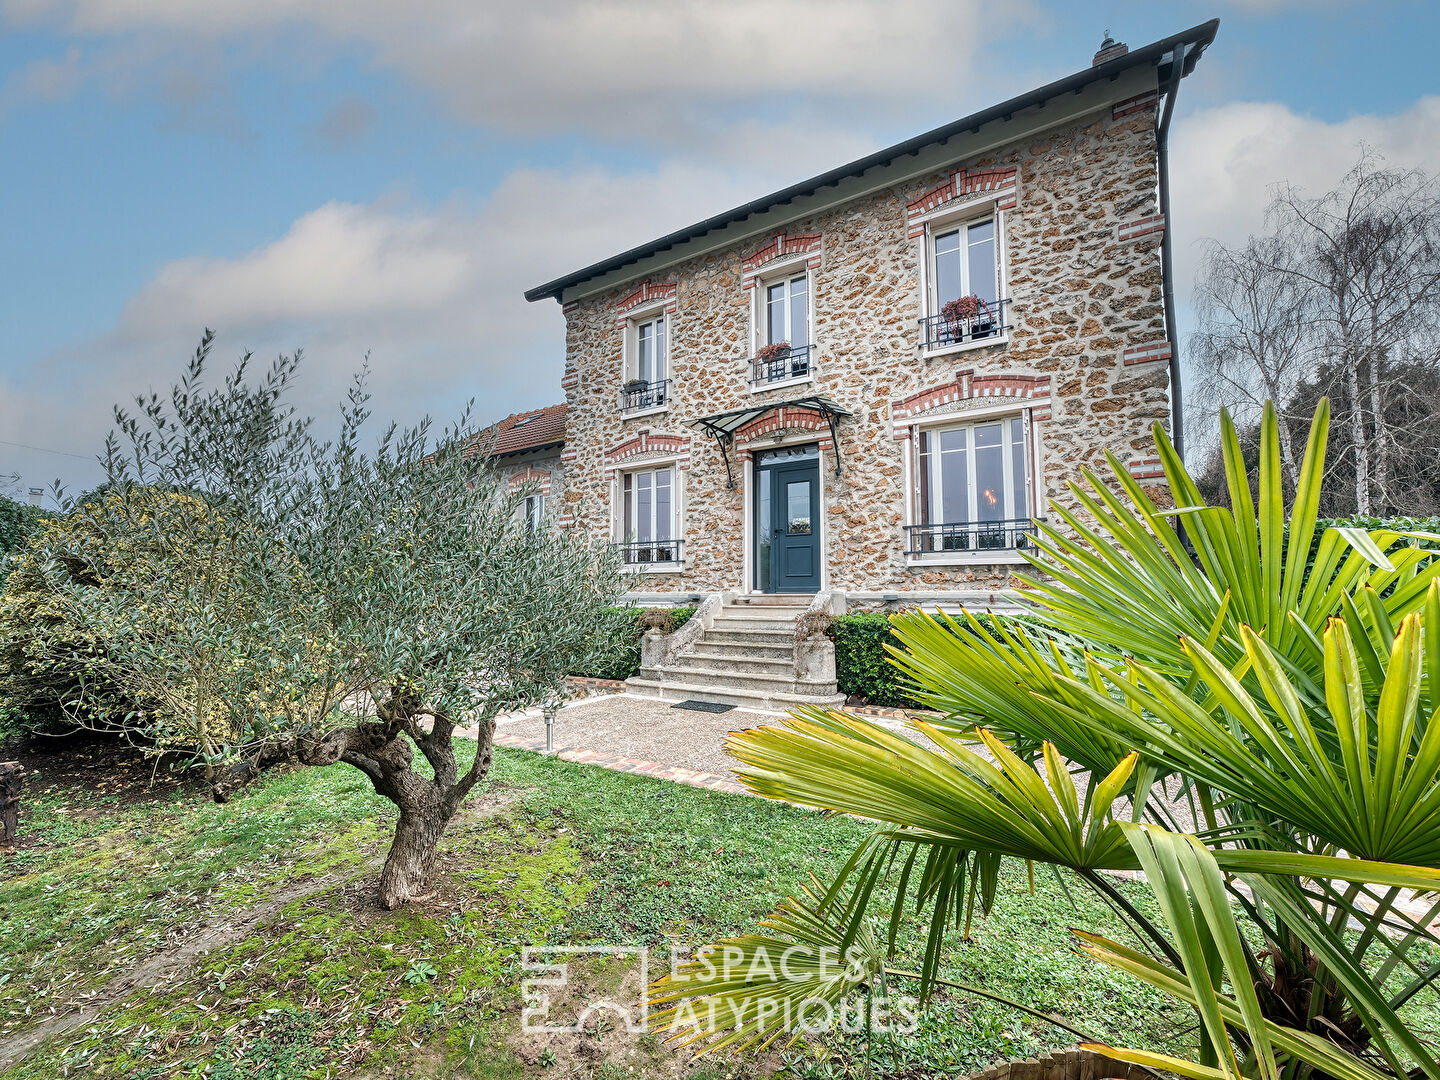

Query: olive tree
[44,336,626,907]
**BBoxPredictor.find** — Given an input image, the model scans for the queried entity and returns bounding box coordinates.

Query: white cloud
[1169,95,1440,305]
[1167,95,1440,447]
[3,0,1044,136]
[2,160,781,492]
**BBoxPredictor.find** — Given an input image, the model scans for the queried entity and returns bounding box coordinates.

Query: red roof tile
[464,403,567,459]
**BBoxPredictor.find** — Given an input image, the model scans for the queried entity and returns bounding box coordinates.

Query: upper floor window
[522,493,544,533]
[752,271,813,386]
[923,216,1006,351]
[910,415,1033,553]
[621,312,669,413]
[765,274,808,348]
[635,315,666,383]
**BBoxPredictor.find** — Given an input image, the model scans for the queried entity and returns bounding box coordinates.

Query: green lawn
[0,738,1191,1079]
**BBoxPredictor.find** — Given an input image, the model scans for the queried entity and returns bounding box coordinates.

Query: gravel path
[495,694,791,780]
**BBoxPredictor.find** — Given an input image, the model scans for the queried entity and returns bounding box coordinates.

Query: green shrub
[0,494,52,570]
[829,609,1013,709]
[572,605,696,682]
[829,612,919,708]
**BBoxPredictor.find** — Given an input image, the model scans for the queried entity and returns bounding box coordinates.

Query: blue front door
[755,450,821,593]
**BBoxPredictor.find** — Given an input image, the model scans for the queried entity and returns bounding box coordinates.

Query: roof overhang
[525,19,1218,306]
[491,439,563,460]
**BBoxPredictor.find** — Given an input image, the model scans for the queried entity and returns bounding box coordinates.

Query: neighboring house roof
[464,404,567,459]
[525,18,1218,305]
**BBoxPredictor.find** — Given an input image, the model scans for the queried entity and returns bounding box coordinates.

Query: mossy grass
[2,743,1200,1078]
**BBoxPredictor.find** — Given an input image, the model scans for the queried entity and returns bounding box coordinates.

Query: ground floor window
[912,415,1031,552]
[619,466,678,563]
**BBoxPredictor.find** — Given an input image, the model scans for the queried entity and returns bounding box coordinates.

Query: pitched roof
[525,19,1218,304]
[464,403,567,459]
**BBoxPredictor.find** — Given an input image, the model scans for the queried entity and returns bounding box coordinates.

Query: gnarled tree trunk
[215,700,499,910]
[378,803,448,909]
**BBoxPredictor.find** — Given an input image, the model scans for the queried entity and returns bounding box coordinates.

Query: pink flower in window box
[942,294,989,326]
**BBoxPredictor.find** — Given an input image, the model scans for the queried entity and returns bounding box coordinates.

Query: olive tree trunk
[216,701,497,910]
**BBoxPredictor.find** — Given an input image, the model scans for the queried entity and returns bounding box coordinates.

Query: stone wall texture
[555,100,1172,599]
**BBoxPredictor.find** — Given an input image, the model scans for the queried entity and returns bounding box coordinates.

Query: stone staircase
[626,594,846,711]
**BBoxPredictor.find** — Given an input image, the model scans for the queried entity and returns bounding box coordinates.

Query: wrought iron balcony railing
[905,516,1041,555]
[614,538,683,565]
[749,343,814,386]
[619,378,670,412]
[919,297,1009,350]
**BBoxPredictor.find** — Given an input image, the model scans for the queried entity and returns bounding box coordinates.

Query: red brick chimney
[1093,32,1129,66]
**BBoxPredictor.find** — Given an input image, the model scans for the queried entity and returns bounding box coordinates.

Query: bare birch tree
[1269,153,1440,513]
[1190,234,1310,493]
[1193,151,1440,514]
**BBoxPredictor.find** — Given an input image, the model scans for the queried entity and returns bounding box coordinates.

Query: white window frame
[915,201,1010,358]
[614,461,684,572]
[522,492,544,532]
[748,256,815,394]
[904,407,1036,566]
[619,300,671,417]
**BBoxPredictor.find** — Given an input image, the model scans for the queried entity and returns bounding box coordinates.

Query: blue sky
[3,0,1439,494]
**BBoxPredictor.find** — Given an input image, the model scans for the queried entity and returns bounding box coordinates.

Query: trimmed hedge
[830,612,921,709]
[572,605,697,682]
[828,609,1013,710]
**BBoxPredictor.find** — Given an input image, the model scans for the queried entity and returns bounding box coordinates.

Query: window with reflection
[916,416,1028,550]
[621,466,676,561]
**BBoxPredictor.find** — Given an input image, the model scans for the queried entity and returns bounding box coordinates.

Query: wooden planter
[968,1048,1154,1080]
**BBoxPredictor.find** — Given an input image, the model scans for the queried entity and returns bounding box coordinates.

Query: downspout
[1156,48,1186,460]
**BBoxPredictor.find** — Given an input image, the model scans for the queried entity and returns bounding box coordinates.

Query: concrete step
[726,595,815,608]
[688,640,795,662]
[711,612,801,627]
[672,653,797,676]
[654,663,829,694]
[704,628,796,647]
[625,675,845,713]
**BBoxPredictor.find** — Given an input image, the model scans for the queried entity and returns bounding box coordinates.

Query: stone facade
[542,83,1177,605]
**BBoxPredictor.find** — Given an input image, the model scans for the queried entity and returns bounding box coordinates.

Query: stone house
[463,403,568,529]
[506,22,1218,706]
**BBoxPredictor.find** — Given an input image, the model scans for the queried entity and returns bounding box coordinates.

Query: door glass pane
[654,469,672,541]
[757,470,771,588]
[787,480,811,534]
[654,316,666,381]
[974,423,1004,523]
[757,444,818,463]
[767,281,787,345]
[934,228,962,305]
[1009,417,1026,517]
[789,275,808,346]
[968,220,997,305]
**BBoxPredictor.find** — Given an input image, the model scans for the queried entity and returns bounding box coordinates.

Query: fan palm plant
[651,401,1440,1080]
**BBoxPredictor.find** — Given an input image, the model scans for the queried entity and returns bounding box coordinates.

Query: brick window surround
[906,166,1018,238]
[890,372,1052,441]
[602,431,692,480]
